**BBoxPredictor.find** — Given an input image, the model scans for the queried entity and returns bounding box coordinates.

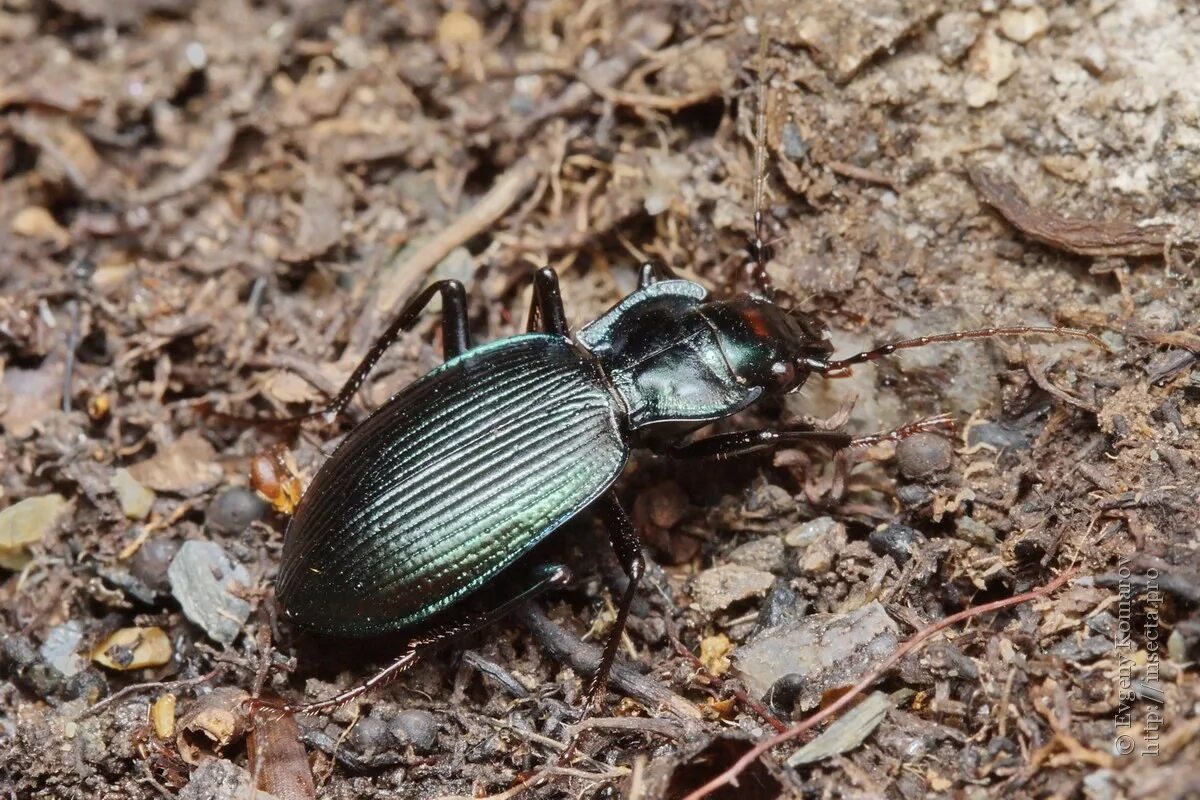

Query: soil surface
[1,1,1197,798]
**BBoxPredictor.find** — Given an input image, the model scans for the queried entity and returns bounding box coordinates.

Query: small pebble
[207,487,269,534]
[0,493,68,571]
[934,11,983,64]
[130,537,179,596]
[896,484,933,508]
[792,519,847,575]
[10,206,69,246]
[998,7,1049,44]
[728,536,786,573]
[784,516,842,548]
[63,669,108,703]
[698,634,732,676]
[635,481,689,529]
[966,422,1029,451]
[756,579,803,631]
[348,714,392,756]
[110,468,155,520]
[436,10,482,45]
[689,564,775,614]
[868,524,927,567]
[0,633,64,699]
[91,626,172,670]
[955,516,998,546]
[39,620,84,677]
[389,709,438,753]
[168,541,252,645]
[896,433,953,479]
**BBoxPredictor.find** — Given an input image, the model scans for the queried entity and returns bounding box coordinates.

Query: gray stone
[168,541,251,645]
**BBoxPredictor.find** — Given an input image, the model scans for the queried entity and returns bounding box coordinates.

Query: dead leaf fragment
[91,626,172,670]
[127,431,223,496]
[1,363,63,439]
[11,207,70,247]
[0,494,67,571]
[787,689,912,766]
[247,705,318,800]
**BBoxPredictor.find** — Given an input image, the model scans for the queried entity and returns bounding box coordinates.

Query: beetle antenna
[746,23,775,299]
[807,325,1108,376]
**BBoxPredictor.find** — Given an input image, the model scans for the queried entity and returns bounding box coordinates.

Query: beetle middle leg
[580,491,644,713]
[259,561,572,716]
[525,267,569,334]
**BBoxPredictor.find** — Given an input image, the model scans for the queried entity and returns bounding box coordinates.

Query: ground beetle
[244,62,1101,717]
[247,251,1098,717]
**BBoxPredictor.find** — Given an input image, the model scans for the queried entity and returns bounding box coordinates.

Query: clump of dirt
[1,1,1196,798]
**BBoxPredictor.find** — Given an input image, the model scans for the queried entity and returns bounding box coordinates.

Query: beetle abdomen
[276,334,628,637]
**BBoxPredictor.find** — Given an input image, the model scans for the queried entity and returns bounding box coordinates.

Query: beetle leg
[665,427,853,459]
[637,260,679,288]
[525,267,569,334]
[214,280,472,427]
[314,280,472,422]
[581,492,644,714]
[260,562,572,717]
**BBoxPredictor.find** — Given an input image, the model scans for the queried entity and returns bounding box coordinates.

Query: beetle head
[701,296,833,394]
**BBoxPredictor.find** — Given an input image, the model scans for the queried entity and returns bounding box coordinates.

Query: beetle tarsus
[847,413,957,450]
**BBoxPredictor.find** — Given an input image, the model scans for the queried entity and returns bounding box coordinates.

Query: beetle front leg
[581,491,644,714]
[525,268,569,334]
[259,562,572,717]
[665,427,853,460]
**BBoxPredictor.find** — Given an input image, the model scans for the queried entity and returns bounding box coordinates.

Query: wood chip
[968,165,1175,257]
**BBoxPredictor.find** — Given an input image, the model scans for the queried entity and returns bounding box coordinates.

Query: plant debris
[968,165,1178,258]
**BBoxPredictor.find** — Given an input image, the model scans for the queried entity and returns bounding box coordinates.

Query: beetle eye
[770,360,796,388]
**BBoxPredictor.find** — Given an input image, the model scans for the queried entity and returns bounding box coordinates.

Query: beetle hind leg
[271,562,572,716]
